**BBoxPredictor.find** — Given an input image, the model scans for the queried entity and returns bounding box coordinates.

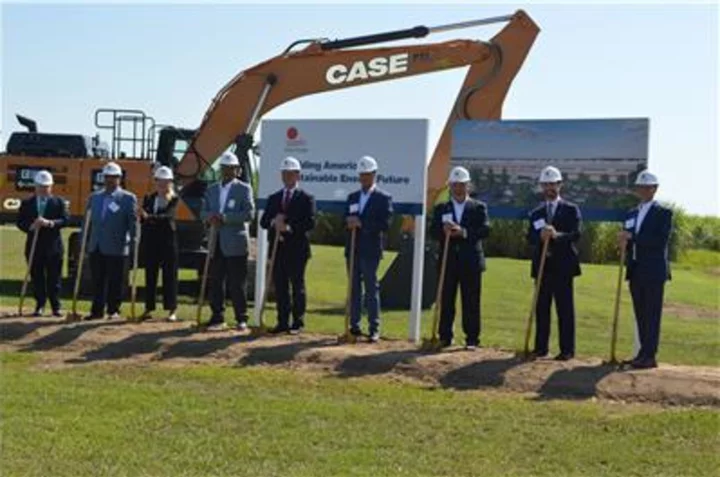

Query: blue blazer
[200,179,255,257]
[623,202,672,283]
[344,188,393,260]
[16,195,68,257]
[527,200,582,279]
[84,188,138,257]
[430,199,490,272]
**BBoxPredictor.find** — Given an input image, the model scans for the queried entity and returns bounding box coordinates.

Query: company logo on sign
[325,53,410,85]
[3,198,21,210]
[285,127,307,148]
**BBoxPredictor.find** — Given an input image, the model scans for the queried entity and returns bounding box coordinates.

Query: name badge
[533,218,547,231]
[441,213,453,224]
[624,218,635,230]
[108,202,120,213]
[349,203,359,214]
[227,199,236,209]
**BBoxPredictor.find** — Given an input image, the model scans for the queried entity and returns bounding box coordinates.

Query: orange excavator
[0,11,539,302]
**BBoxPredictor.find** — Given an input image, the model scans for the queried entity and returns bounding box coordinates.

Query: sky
[2,1,718,215]
[453,119,649,159]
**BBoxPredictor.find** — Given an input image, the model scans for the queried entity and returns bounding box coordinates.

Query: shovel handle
[18,225,41,316]
[524,236,550,355]
[609,244,626,363]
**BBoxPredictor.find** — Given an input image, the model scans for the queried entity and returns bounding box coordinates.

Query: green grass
[0,226,718,365]
[2,352,719,477]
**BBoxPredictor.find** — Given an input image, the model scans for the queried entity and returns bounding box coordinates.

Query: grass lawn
[0,227,717,365]
[2,352,719,477]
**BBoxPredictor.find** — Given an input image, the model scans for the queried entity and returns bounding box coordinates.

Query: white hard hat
[635,170,659,186]
[102,162,123,177]
[281,156,301,171]
[34,170,54,186]
[357,155,378,174]
[219,151,240,167]
[448,166,471,184]
[154,165,174,180]
[539,166,562,183]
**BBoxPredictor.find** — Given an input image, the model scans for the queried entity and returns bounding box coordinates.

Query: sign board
[259,119,428,215]
[451,119,649,221]
[256,119,429,341]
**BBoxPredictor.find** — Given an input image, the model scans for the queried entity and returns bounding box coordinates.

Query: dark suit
[16,195,68,312]
[344,187,393,335]
[624,202,672,361]
[430,198,490,346]
[260,187,316,328]
[527,200,582,356]
[140,193,179,312]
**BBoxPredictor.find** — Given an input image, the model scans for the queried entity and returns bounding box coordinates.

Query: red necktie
[282,189,291,211]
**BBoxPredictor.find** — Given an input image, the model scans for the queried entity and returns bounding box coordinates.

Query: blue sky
[453,119,649,159]
[2,2,717,215]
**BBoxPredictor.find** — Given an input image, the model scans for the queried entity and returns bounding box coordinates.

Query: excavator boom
[178,9,540,211]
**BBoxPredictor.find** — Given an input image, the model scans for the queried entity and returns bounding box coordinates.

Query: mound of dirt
[1,316,719,407]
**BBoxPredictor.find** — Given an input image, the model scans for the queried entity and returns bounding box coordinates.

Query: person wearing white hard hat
[201,151,255,331]
[344,155,393,343]
[259,157,316,334]
[617,170,672,369]
[82,161,138,320]
[137,165,180,321]
[430,166,490,349]
[526,165,583,361]
[16,170,69,317]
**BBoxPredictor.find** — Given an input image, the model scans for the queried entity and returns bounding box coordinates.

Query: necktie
[547,202,555,223]
[282,189,291,211]
[37,198,46,217]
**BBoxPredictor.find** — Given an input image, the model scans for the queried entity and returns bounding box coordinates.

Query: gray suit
[84,188,138,256]
[201,179,254,257]
[82,187,137,318]
[201,179,255,324]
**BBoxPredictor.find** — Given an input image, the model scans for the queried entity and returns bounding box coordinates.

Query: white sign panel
[255,119,429,342]
[259,119,428,215]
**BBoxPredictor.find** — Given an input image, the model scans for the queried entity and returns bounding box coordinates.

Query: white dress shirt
[635,200,655,233]
[546,196,561,221]
[219,180,235,212]
[359,185,375,214]
[452,197,467,223]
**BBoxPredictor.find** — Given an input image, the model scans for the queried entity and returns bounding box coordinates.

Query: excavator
[0,10,539,304]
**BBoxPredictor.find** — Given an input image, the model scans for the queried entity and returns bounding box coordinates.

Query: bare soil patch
[2,314,719,407]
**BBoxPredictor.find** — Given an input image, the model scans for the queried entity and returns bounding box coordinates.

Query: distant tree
[501,167,510,185]
[487,168,496,187]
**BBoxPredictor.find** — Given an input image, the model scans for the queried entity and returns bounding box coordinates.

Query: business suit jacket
[16,195,68,257]
[527,200,582,279]
[430,199,490,272]
[141,192,179,254]
[84,188,138,257]
[260,188,316,260]
[344,187,393,260]
[624,202,672,283]
[201,179,255,257]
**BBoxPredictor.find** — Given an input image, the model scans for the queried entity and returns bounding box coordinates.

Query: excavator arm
[178,10,539,211]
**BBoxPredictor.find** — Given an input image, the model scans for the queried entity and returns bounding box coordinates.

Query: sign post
[255,119,428,341]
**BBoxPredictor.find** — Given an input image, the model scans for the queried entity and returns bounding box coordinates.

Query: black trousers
[208,247,248,324]
[535,273,575,355]
[272,247,308,327]
[29,252,62,312]
[145,248,178,312]
[439,253,482,345]
[90,251,125,316]
[630,279,665,360]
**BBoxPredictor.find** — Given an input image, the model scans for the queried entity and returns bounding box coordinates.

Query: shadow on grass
[534,365,616,401]
[335,350,420,378]
[21,321,125,352]
[438,356,527,390]
[67,328,194,363]
[1,319,59,342]
[238,338,335,366]
[159,334,255,360]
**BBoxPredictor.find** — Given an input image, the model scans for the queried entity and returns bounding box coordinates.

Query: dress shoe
[52,309,63,318]
[554,353,574,361]
[269,324,290,334]
[350,328,363,337]
[32,308,44,317]
[368,332,380,343]
[630,358,657,369]
[289,321,304,335]
[529,350,548,359]
[206,322,229,332]
[83,314,103,321]
[235,321,248,332]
